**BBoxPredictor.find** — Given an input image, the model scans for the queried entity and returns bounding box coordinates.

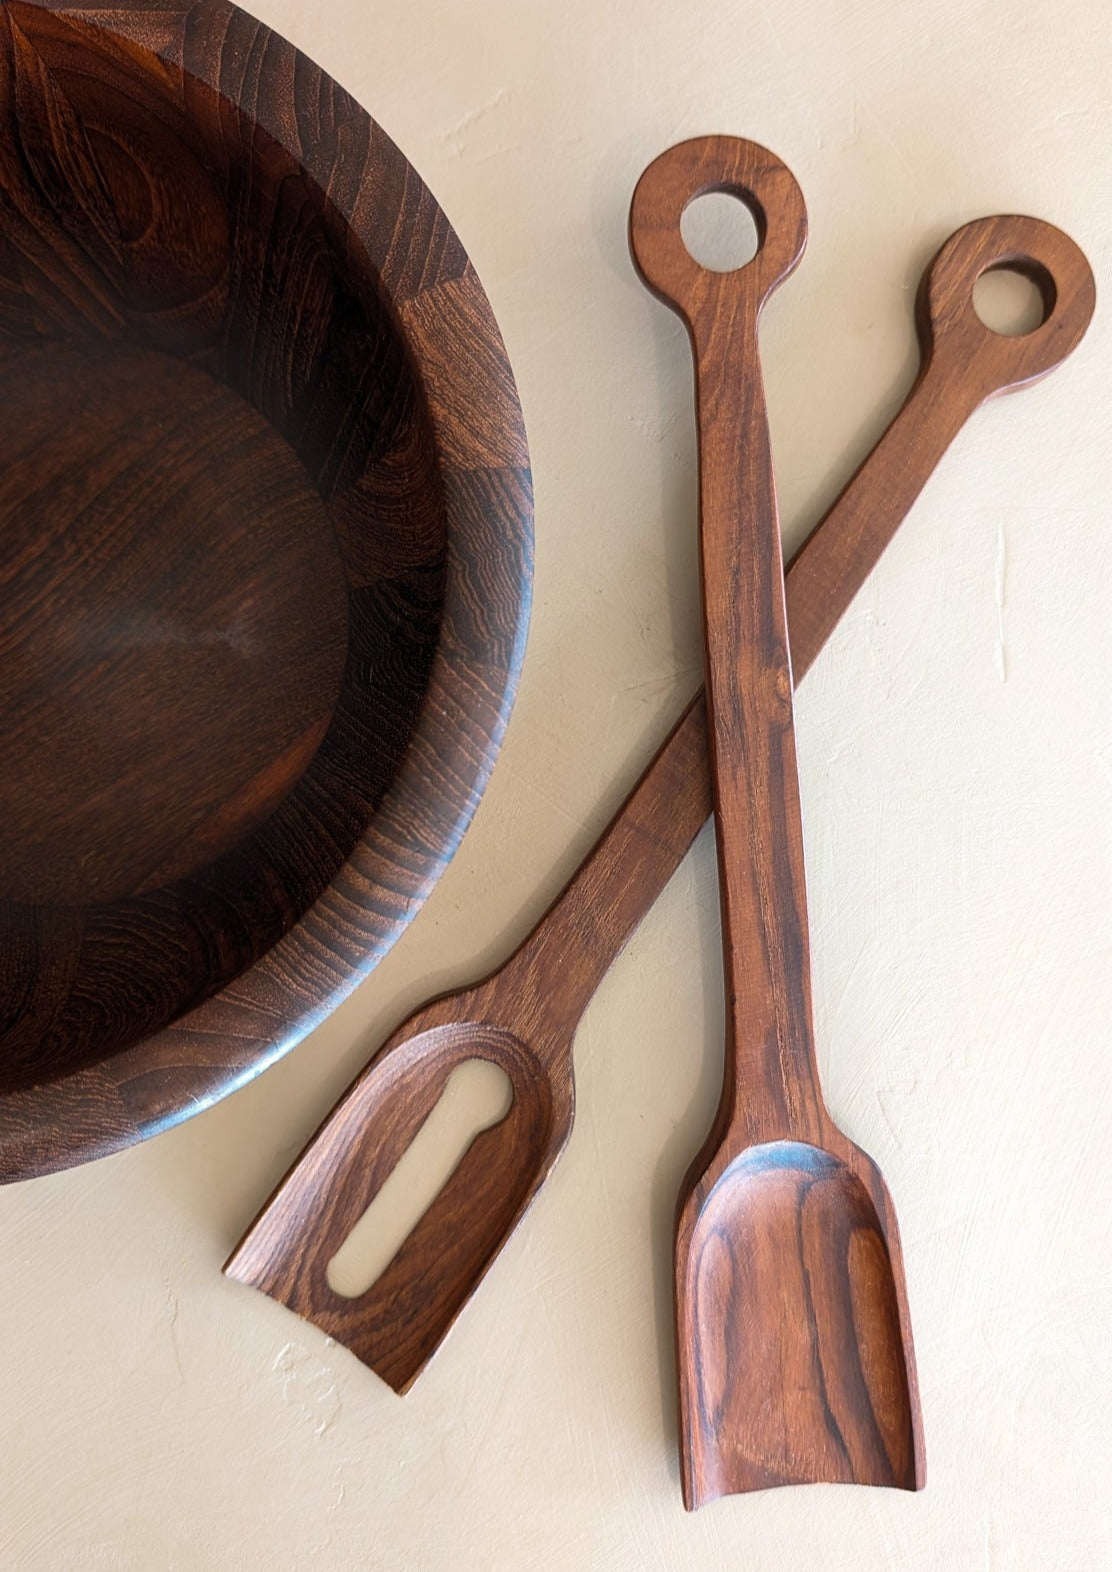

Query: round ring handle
[629,135,808,331]
[919,214,1096,398]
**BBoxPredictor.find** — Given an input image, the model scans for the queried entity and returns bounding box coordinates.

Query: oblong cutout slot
[326,1057,514,1299]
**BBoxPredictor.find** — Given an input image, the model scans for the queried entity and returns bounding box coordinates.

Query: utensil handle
[788,213,1096,659]
[505,204,1095,1056]
[633,140,825,1148]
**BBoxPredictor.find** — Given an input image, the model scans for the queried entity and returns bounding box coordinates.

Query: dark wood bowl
[0,0,532,1181]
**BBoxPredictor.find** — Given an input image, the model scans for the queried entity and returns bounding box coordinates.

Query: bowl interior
[0,6,448,1091]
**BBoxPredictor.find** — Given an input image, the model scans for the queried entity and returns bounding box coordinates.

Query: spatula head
[675,1140,924,1507]
[225,1022,570,1392]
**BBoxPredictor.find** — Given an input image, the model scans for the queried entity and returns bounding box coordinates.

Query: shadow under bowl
[0,0,532,1181]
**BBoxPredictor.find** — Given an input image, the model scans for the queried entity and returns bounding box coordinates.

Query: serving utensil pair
[228,137,1095,1505]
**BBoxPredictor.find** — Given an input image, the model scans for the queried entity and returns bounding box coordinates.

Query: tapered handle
[632,137,826,1150]
[787,213,1096,662]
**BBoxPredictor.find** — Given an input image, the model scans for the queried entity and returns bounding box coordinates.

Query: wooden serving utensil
[631,133,922,1505]
[225,183,1095,1400]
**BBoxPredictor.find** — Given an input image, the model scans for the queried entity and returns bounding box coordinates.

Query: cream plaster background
[2,0,1111,1566]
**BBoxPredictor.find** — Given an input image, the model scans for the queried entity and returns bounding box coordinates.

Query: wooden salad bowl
[0,0,532,1181]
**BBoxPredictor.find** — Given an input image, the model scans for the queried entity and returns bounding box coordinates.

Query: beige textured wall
[2,0,1111,1566]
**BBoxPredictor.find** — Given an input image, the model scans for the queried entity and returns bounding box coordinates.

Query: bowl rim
[0,0,533,1181]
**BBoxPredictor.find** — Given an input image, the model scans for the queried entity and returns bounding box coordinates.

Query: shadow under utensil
[589,125,705,688]
[647,819,725,1482]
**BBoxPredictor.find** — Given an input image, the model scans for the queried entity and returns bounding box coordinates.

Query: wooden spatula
[630,133,925,1505]
[225,178,1095,1401]
[630,148,1093,1504]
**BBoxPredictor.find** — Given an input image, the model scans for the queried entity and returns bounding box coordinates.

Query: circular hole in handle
[972,263,1056,336]
[680,190,760,273]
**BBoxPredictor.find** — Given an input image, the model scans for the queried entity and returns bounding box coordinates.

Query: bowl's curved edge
[0,0,534,1182]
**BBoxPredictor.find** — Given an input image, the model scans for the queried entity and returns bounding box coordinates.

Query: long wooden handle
[500,204,1094,1054]
[632,138,824,1149]
[787,213,1096,660]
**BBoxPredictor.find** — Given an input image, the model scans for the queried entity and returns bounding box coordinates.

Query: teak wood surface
[632,134,922,1506]
[226,182,1094,1406]
[0,0,533,1181]
[630,143,1101,1508]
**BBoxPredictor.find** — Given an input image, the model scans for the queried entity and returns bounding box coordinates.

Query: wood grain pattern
[225,193,1093,1395]
[0,0,532,1179]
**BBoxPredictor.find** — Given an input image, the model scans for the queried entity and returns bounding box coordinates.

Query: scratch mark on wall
[443,88,511,155]
[983,1510,997,1569]
[272,1341,342,1438]
[158,1257,185,1386]
[165,1283,184,1385]
[994,522,1008,683]
[875,1088,904,1151]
